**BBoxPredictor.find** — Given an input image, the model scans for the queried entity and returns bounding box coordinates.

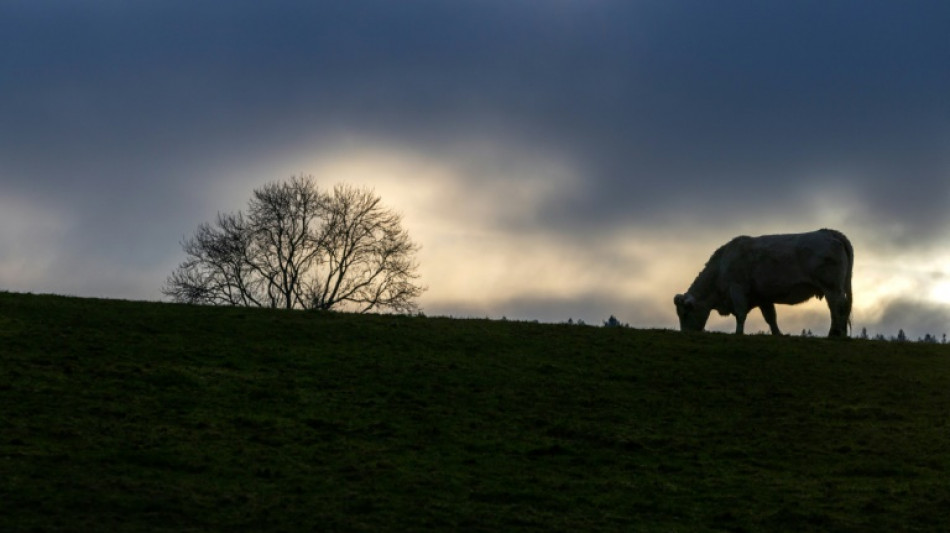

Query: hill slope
[2,292,950,531]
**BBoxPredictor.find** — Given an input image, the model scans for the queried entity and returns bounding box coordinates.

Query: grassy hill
[2,291,950,532]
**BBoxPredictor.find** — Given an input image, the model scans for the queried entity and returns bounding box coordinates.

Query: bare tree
[164,177,424,313]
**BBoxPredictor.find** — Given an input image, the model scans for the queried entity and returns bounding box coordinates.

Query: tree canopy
[164,177,424,313]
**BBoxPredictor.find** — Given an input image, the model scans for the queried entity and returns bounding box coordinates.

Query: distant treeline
[802,328,948,344]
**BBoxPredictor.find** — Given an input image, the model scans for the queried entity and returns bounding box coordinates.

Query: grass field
[2,291,950,531]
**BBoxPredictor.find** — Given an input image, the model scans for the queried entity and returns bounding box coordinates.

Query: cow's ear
[674,293,695,311]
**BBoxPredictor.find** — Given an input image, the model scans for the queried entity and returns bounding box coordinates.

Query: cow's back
[741,230,851,304]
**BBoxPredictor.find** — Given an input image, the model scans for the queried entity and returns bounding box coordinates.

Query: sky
[2,1,950,338]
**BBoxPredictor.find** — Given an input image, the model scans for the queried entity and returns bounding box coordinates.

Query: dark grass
[2,291,950,531]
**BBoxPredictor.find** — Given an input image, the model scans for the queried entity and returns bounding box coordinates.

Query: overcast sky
[2,1,949,338]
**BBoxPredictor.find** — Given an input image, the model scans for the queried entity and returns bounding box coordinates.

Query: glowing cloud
[931,281,950,304]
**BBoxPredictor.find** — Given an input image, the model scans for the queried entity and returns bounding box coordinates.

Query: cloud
[0,194,70,292]
[5,1,948,237]
[867,299,950,340]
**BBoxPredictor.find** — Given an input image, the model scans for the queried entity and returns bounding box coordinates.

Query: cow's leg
[734,314,747,335]
[825,291,850,337]
[729,286,749,335]
[760,303,782,335]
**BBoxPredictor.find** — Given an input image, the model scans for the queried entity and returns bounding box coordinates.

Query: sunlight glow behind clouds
[931,282,950,304]
[290,141,671,320]
[295,141,586,311]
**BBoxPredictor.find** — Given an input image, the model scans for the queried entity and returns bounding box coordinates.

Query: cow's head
[674,293,710,332]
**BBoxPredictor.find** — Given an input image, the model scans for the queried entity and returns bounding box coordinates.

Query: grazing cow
[674,229,853,337]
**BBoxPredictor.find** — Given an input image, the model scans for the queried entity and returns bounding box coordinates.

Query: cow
[674,229,853,337]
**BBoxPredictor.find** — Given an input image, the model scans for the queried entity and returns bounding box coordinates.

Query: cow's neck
[687,264,719,304]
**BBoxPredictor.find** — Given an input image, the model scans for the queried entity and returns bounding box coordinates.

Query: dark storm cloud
[872,299,950,340]
[530,1,950,240]
[2,1,949,317]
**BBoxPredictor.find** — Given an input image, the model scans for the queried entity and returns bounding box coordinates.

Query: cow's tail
[844,234,854,334]
[823,228,854,334]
